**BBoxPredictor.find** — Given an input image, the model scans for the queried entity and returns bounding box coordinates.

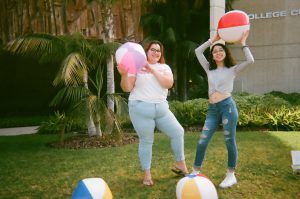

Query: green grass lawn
[1,131,300,199]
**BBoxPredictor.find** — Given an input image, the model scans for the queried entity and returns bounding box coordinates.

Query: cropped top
[129,63,172,103]
[195,40,254,96]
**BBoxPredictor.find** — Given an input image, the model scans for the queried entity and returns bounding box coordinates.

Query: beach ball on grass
[176,174,218,199]
[115,42,147,74]
[217,10,250,43]
[72,178,113,199]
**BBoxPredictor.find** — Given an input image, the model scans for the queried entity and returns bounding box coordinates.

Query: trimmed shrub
[169,98,208,127]
[169,92,300,131]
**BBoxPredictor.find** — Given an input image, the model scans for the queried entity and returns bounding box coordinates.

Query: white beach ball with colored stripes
[176,174,218,199]
[72,178,113,199]
[217,10,250,43]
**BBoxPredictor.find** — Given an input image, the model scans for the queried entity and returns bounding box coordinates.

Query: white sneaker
[219,172,237,188]
[190,170,200,175]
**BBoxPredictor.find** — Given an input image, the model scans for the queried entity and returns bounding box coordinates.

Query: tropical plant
[265,107,300,131]
[5,32,128,137]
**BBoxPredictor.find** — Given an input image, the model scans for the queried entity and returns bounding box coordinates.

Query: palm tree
[5,32,128,137]
[87,0,116,112]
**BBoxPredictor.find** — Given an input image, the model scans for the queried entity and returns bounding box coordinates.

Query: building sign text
[249,9,300,20]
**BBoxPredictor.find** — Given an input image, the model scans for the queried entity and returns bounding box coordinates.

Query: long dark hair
[143,40,165,64]
[209,43,236,70]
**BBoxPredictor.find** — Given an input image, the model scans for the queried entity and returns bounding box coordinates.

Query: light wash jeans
[128,100,185,170]
[194,97,238,170]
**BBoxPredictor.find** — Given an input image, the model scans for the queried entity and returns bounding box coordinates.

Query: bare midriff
[209,91,231,104]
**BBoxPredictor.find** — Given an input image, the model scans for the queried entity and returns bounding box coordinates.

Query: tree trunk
[83,71,96,136]
[50,0,57,35]
[61,0,69,35]
[87,115,97,136]
[182,60,187,101]
[0,0,9,44]
[99,0,115,112]
[107,55,115,112]
[45,0,52,34]
[24,0,33,34]
[94,114,102,137]
[130,0,143,41]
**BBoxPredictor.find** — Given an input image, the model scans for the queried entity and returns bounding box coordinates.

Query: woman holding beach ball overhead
[117,40,188,186]
[191,29,254,188]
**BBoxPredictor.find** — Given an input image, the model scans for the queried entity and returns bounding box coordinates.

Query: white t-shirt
[129,63,172,103]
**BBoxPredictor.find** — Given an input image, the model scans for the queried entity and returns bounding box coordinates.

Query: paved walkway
[0,126,39,136]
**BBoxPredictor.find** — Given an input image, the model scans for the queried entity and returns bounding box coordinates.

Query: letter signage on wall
[248,9,300,19]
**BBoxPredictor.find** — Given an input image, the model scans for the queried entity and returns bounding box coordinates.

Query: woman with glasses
[192,31,254,188]
[117,40,188,186]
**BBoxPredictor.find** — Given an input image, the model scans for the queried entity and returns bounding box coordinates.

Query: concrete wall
[230,0,300,94]
[210,0,225,38]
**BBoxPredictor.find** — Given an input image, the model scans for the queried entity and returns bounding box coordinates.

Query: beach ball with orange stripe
[176,174,218,199]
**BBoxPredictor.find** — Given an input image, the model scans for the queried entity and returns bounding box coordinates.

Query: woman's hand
[211,32,221,43]
[240,30,249,46]
[117,64,128,76]
[141,63,155,73]
[142,62,173,88]
[117,64,136,92]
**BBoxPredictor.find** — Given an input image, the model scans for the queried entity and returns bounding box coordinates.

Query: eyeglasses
[212,49,224,54]
[149,48,161,53]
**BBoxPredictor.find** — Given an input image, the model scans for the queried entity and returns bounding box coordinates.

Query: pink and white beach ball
[115,42,147,74]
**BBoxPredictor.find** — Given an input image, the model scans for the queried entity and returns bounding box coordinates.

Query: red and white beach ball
[71,178,113,199]
[217,10,250,43]
[115,42,147,74]
[176,174,218,199]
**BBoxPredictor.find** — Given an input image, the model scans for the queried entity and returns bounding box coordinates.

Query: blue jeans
[194,97,238,170]
[129,100,185,170]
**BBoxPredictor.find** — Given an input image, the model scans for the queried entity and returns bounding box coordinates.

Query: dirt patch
[49,132,138,149]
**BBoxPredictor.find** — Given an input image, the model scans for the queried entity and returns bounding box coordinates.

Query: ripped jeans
[194,96,238,170]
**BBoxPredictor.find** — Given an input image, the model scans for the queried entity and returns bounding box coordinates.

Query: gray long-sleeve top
[195,40,254,96]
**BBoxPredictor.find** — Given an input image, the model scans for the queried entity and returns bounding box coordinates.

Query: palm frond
[87,95,106,117]
[163,27,176,45]
[141,14,164,37]
[112,94,129,118]
[64,33,88,53]
[179,40,198,60]
[94,42,120,64]
[142,0,167,6]
[5,33,65,63]
[85,94,127,134]
[87,95,112,132]
[95,65,105,96]
[50,86,90,108]
[53,53,89,86]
